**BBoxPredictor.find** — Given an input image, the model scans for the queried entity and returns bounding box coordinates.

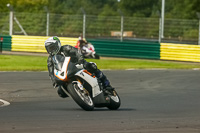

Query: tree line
[0,0,200,19]
[0,0,199,43]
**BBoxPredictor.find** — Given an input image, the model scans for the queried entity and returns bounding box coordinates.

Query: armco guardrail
[0,36,12,51]
[87,39,160,59]
[12,35,78,53]
[2,35,200,63]
[161,43,200,62]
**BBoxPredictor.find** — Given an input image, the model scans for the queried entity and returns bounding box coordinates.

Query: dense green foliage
[0,0,200,19]
[0,0,200,43]
[0,55,199,71]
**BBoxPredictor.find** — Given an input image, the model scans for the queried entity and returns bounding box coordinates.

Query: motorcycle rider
[45,36,113,98]
[75,36,87,50]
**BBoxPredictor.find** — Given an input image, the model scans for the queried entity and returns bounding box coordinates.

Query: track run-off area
[0,70,200,133]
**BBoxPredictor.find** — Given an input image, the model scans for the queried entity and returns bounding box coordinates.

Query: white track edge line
[0,99,10,107]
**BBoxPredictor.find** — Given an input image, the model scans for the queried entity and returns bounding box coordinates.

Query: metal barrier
[12,35,78,52]
[88,39,160,59]
[0,37,3,53]
[161,43,200,62]
[1,35,200,63]
[0,36,12,51]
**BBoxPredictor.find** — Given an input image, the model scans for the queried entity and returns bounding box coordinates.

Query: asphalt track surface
[0,70,200,133]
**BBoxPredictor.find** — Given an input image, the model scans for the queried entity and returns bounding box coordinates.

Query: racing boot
[95,70,114,91]
[84,62,114,91]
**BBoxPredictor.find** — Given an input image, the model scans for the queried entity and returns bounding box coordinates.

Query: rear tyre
[94,54,100,59]
[107,90,121,110]
[67,82,94,111]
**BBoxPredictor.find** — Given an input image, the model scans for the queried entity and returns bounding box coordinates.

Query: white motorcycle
[80,43,100,59]
[52,54,120,111]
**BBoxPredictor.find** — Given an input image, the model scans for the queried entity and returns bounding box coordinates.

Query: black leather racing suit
[47,45,110,88]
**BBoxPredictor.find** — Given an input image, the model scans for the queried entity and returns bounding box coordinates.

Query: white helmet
[45,36,61,55]
[78,36,83,40]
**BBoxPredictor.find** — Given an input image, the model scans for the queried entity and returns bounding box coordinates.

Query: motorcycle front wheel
[67,82,94,111]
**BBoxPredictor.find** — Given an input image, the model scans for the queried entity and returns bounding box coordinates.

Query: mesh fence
[87,15,121,38]
[0,13,9,35]
[49,14,83,37]
[124,17,159,39]
[0,12,199,44]
[164,19,198,43]
[14,12,46,35]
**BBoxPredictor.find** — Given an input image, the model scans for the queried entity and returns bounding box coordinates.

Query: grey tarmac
[0,70,200,133]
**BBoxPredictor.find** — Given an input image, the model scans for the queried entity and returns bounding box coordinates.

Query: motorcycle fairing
[54,57,71,81]
[75,70,102,97]
[52,54,65,71]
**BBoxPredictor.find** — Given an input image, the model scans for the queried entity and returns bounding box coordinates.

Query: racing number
[80,72,84,76]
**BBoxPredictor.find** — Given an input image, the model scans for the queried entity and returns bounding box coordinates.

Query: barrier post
[118,9,124,42]
[7,4,13,36]
[197,12,200,45]
[44,6,49,36]
[157,10,162,43]
[81,8,86,39]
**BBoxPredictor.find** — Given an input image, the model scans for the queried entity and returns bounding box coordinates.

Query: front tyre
[67,82,94,111]
[107,90,121,110]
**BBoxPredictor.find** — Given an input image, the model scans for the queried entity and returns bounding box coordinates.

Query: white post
[7,4,13,36]
[81,8,86,39]
[47,12,49,36]
[159,17,162,43]
[161,0,165,38]
[44,6,49,36]
[198,19,200,45]
[120,15,124,42]
[9,11,13,36]
[197,12,200,45]
[83,14,86,39]
[118,9,124,42]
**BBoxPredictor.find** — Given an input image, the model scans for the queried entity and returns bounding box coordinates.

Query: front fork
[74,78,90,96]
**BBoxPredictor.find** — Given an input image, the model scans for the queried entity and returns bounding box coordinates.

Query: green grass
[0,55,199,71]
[0,55,47,71]
[89,58,200,69]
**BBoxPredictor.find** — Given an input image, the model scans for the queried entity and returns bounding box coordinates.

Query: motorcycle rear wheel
[94,54,100,59]
[107,90,121,110]
[67,82,94,111]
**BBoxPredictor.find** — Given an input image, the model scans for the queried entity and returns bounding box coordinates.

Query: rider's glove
[77,57,85,64]
[83,61,89,69]
[83,62,97,73]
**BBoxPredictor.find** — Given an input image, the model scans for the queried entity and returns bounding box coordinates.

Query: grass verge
[0,55,199,71]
